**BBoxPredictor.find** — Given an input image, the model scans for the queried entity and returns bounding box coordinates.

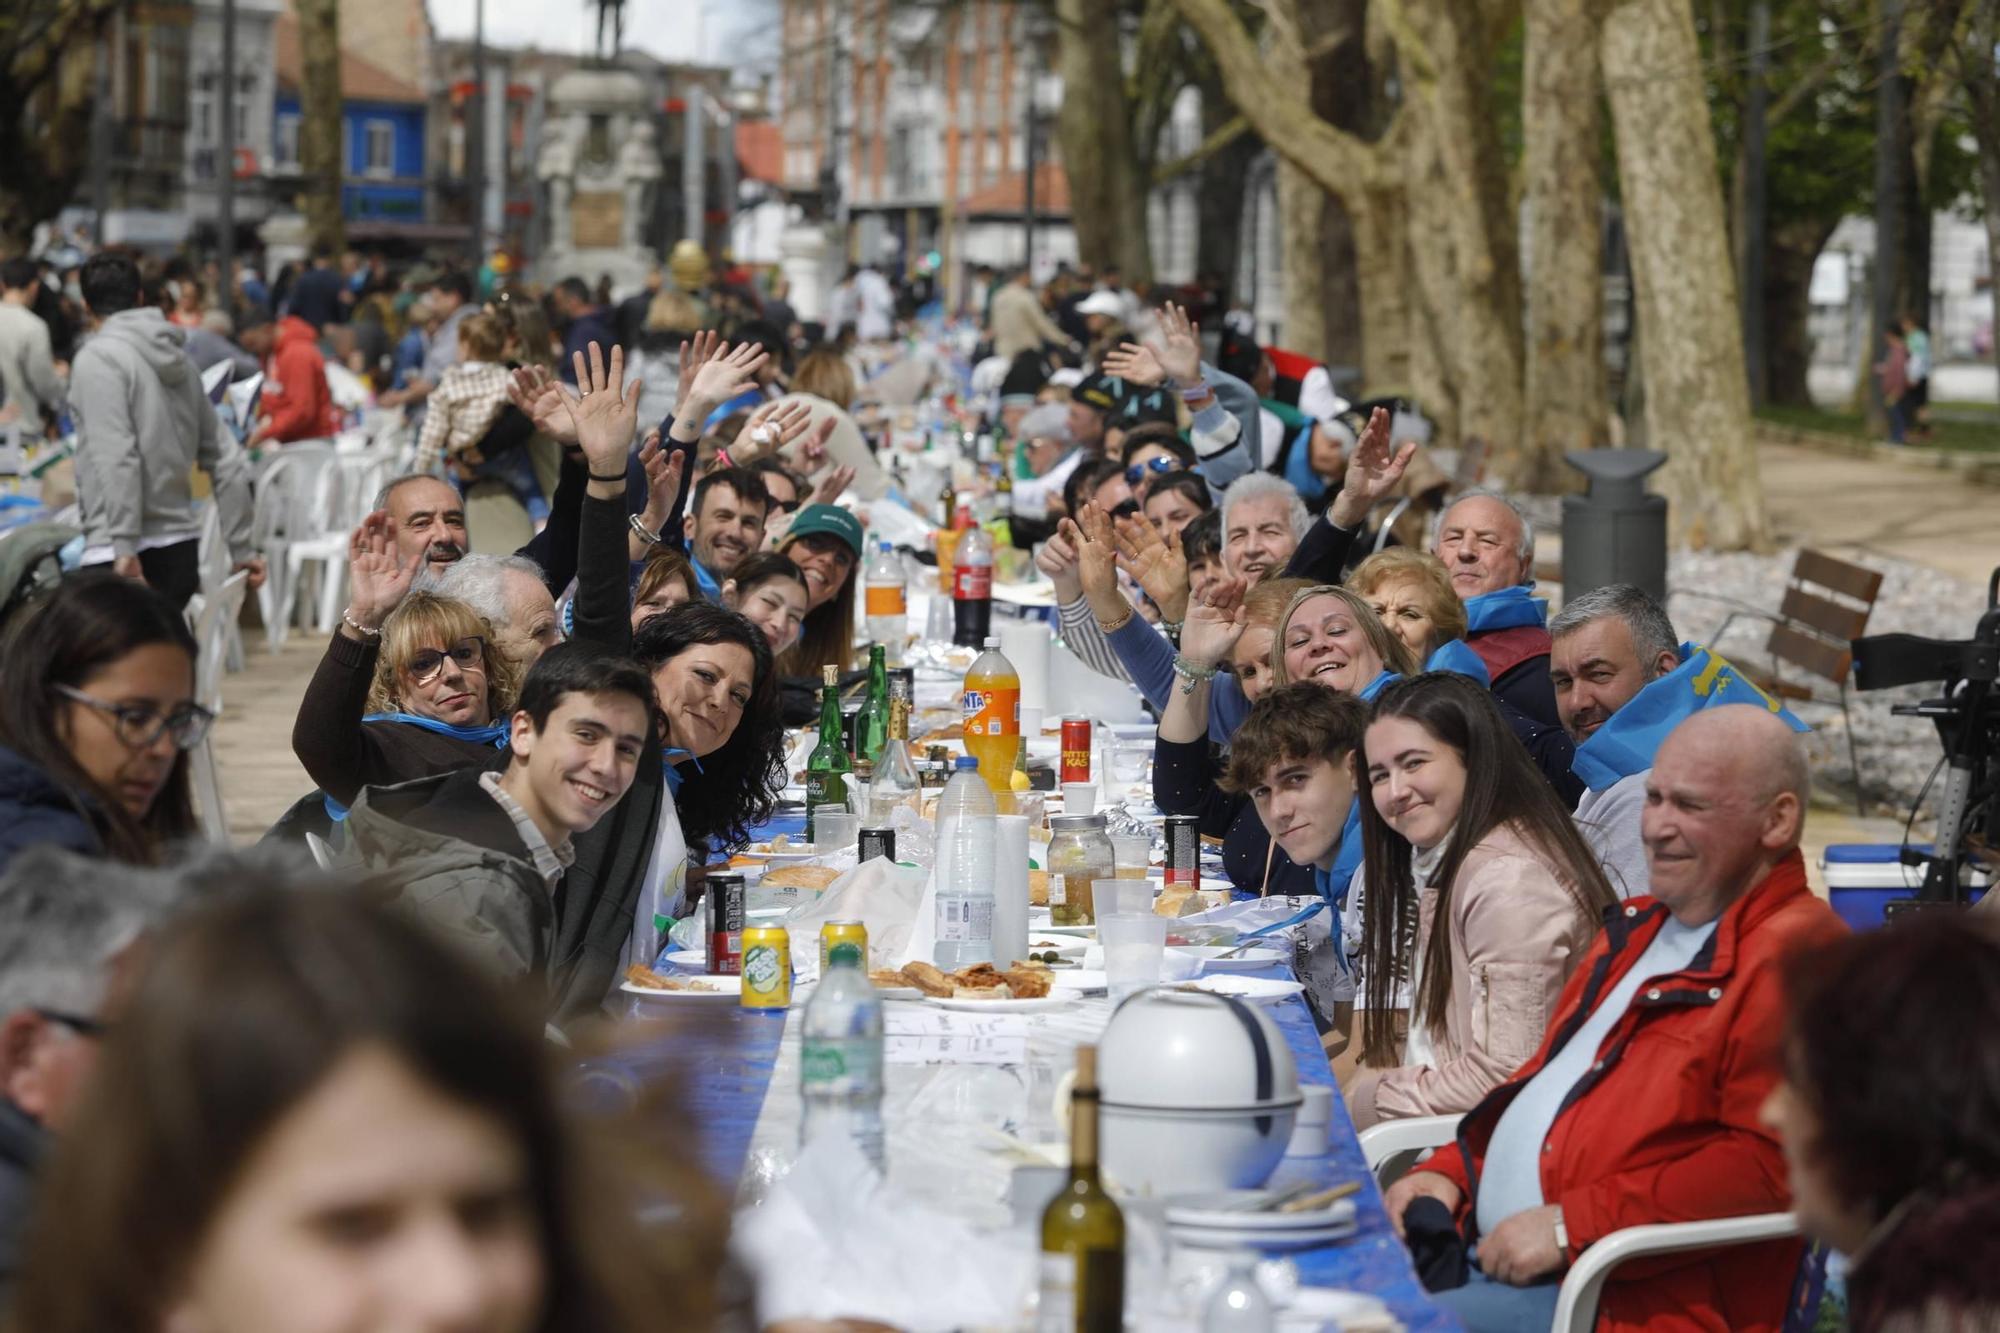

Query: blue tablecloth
[609,806,1455,1330]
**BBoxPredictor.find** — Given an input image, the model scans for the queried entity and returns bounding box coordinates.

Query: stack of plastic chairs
[186,567,251,842]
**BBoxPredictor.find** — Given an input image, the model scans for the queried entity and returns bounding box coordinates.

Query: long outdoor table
[606,808,1455,1329]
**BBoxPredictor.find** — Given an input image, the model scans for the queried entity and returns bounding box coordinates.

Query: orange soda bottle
[962,635,1021,802]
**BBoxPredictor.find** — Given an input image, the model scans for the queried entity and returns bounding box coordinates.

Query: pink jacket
[1347,823,1599,1127]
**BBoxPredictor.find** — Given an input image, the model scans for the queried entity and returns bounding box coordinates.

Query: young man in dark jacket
[343,643,654,986]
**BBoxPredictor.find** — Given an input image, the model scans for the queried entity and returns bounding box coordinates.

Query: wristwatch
[1551,1205,1569,1255]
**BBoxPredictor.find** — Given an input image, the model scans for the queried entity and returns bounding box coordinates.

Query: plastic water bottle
[800,941,886,1172]
[1201,1255,1275,1332]
[864,540,908,661]
[934,755,998,968]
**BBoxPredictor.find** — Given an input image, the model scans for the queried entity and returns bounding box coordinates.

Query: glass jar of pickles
[1046,813,1115,926]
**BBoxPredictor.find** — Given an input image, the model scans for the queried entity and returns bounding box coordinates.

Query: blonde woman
[293,514,521,812]
[1346,547,1489,682]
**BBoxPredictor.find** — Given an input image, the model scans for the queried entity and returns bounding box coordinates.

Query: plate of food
[885,960,1071,1008]
[1181,975,1306,1006]
[730,833,821,866]
[866,969,925,1000]
[620,965,740,1000]
[1026,935,1089,959]
[929,993,1076,1013]
[664,950,723,971]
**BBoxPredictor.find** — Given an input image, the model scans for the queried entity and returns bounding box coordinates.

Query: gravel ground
[1659,550,1991,822]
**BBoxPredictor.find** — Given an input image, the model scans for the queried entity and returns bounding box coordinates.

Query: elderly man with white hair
[0,846,211,1299]
[1384,707,1846,1330]
[418,551,563,672]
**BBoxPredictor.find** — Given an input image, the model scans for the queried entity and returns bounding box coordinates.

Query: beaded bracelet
[1171,654,1219,694]
[342,610,382,638]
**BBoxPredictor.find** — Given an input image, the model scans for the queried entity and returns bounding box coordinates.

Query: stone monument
[534,66,661,298]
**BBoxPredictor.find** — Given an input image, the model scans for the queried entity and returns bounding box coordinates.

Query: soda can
[1060,716,1093,784]
[740,926,791,1009]
[1164,815,1200,893]
[819,920,869,973]
[858,826,896,864]
[705,873,746,975]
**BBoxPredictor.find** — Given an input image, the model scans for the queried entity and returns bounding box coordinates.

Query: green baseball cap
[784,504,865,558]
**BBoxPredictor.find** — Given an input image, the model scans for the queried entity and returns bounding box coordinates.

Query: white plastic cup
[1110,833,1153,875]
[1061,782,1097,816]
[812,809,860,853]
[1020,704,1045,738]
[1286,1085,1335,1157]
[1100,913,1168,1001]
[1093,878,1155,918]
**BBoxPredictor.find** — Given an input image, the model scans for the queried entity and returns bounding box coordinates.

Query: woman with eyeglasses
[291,513,522,813]
[0,573,205,870]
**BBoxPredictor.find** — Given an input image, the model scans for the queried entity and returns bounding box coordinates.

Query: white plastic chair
[252,441,335,650]
[270,449,390,643]
[186,569,250,842]
[190,502,246,672]
[1358,1115,1802,1333]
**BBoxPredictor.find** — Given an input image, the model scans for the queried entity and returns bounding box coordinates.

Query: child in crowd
[413,312,548,520]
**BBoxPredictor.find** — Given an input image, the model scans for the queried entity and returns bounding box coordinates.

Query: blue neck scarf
[1281,422,1326,502]
[1571,642,1810,791]
[322,714,510,821]
[690,555,723,603]
[662,747,702,796]
[1463,584,1547,634]
[1424,638,1490,685]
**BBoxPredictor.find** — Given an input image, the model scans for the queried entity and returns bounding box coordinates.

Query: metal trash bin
[1561,450,1667,603]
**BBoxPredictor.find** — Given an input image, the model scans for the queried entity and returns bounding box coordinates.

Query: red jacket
[261,315,337,442]
[1421,851,1845,1332]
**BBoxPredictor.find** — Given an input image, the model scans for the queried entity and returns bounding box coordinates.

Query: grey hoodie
[68,307,254,560]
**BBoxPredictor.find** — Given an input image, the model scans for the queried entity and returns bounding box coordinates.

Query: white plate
[1280,1287,1395,1332]
[1036,923,1099,938]
[1048,969,1108,992]
[664,950,722,971]
[1171,945,1290,974]
[1026,935,1089,959]
[1168,1219,1359,1252]
[925,994,1076,1013]
[620,975,741,1001]
[1183,975,1307,1006]
[1165,1190,1358,1231]
[872,985,924,1000]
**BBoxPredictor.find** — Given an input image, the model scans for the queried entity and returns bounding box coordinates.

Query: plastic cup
[1093,878,1155,918]
[1286,1085,1334,1157]
[1100,913,1168,1001]
[1020,705,1045,738]
[1061,783,1097,815]
[812,808,860,853]
[1111,833,1153,878]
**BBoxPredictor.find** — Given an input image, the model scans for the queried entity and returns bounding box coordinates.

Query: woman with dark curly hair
[1765,915,2000,1331]
[10,883,736,1333]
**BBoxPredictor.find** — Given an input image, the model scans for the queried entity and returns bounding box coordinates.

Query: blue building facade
[273,94,426,224]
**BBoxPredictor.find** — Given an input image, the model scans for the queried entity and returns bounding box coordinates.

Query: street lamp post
[219,0,237,313]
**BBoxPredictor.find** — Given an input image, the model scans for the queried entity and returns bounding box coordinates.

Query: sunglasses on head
[405,637,486,685]
[1124,456,1178,487]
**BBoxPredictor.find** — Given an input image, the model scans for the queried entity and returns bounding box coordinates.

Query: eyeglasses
[772,496,803,515]
[405,637,486,686]
[1124,456,1179,487]
[54,685,215,751]
[35,1007,109,1038]
[1108,498,1142,521]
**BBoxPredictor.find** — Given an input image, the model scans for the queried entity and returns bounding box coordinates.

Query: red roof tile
[273,13,426,105]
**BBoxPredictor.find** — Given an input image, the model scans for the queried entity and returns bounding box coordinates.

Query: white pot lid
[1098,988,1301,1113]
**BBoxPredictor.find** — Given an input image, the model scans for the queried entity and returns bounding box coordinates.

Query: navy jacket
[0,746,101,874]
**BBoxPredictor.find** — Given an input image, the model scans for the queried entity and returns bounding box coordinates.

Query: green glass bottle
[804,664,851,844]
[1039,1045,1125,1332]
[855,644,891,765]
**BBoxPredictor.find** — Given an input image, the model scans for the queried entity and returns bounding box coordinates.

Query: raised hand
[795,414,838,471]
[676,329,723,411]
[1069,507,1124,610]
[1034,526,1083,601]
[508,364,578,445]
[636,430,686,534]
[812,463,857,506]
[1329,406,1415,530]
[346,511,423,632]
[559,341,644,479]
[1100,340,1166,388]
[1113,512,1190,624]
[1155,301,1202,385]
[1180,575,1250,667]
[685,341,769,420]
[735,398,814,463]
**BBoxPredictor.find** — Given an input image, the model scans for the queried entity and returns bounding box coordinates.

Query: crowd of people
[0,238,1994,1332]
